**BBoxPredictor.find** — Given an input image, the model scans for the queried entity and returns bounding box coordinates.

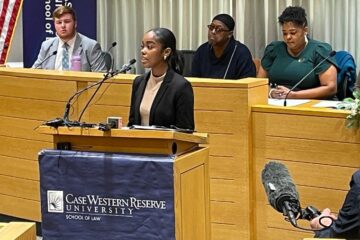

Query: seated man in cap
[190,13,256,79]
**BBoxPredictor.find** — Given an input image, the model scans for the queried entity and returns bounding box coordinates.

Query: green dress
[261,39,337,90]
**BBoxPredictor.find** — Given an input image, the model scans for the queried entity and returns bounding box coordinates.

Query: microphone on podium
[77,58,136,122]
[34,50,57,69]
[107,42,117,71]
[107,41,117,52]
[44,58,136,127]
[283,50,336,106]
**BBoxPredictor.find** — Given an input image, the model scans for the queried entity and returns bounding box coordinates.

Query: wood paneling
[0,116,51,141]
[0,175,39,201]
[210,223,242,240]
[0,76,76,101]
[0,194,41,222]
[252,105,360,240]
[0,96,66,121]
[210,178,242,202]
[209,156,241,179]
[211,201,244,225]
[0,156,39,180]
[0,67,269,240]
[0,136,52,161]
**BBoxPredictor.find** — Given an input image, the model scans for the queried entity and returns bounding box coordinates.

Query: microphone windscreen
[261,161,299,212]
[329,50,336,57]
[52,50,58,55]
[112,42,117,47]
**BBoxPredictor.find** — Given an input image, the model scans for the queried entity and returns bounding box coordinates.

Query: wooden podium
[38,126,210,240]
[0,222,36,240]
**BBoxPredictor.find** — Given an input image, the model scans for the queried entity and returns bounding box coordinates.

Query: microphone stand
[77,59,136,122]
[45,59,136,128]
[34,50,57,69]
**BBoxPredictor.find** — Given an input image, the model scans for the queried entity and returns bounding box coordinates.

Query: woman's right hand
[269,85,288,99]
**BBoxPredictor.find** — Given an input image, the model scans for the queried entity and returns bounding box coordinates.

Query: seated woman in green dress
[257,6,338,99]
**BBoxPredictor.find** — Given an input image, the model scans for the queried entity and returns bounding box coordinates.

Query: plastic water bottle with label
[70,55,81,71]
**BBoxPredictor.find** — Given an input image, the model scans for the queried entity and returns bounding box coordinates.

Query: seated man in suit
[32,5,106,72]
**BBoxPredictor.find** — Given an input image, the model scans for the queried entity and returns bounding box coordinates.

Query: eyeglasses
[207,24,230,33]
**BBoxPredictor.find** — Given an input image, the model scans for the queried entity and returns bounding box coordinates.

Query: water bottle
[70,55,81,71]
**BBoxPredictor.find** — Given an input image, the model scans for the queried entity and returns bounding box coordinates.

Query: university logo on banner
[47,190,64,213]
[22,0,96,67]
[39,150,176,240]
[0,0,23,64]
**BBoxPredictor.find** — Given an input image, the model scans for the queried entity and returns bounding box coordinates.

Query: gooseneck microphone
[97,41,117,71]
[77,58,136,122]
[283,50,336,106]
[108,41,117,71]
[223,44,238,79]
[44,58,136,128]
[84,41,117,72]
[34,50,57,69]
[262,161,301,227]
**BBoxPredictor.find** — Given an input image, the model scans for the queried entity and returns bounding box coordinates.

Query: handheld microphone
[261,161,322,229]
[76,58,136,122]
[283,50,336,106]
[261,161,301,227]
[34,50,57,69]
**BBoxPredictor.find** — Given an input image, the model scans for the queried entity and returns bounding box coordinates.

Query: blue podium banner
[22,0,96,68]
[39,150,175,240]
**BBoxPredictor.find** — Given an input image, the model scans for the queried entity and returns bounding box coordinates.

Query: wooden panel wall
[252,105,360,240]
[0,68,268,240]
[0,69,128,222]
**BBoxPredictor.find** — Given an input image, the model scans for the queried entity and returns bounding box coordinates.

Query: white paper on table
[312,100,342,108]
[268,98,310,107]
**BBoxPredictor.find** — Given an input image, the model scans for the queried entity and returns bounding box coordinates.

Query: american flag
[0,0,22,64]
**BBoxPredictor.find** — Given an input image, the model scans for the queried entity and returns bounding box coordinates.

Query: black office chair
[178,50,195,77]
[102,51,114,72]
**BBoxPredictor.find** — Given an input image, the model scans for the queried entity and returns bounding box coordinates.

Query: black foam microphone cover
[261,161,300,213]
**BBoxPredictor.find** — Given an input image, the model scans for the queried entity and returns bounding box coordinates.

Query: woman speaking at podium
[128,28,195,130]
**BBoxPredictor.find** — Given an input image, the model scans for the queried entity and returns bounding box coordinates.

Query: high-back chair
[178,50,195,77]
[335,51,357,100]
[102,51,114,72]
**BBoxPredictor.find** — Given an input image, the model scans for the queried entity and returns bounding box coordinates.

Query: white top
[140,71,165,126]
